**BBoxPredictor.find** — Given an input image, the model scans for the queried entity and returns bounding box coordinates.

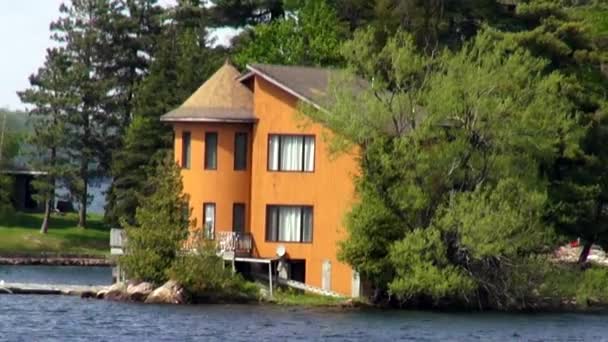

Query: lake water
[1,266,608,341]
[0,265,111,285]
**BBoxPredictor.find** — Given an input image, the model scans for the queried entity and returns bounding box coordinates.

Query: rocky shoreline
[87,280,205,304]
[0,256,113,266]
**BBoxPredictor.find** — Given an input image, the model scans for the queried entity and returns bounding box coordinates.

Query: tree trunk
[41,147,57,234]
[78,177,88,228]
[40,198,51,234]
[578,240,594,264]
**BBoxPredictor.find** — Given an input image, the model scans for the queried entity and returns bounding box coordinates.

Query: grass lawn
[271,288,349,306]
[0,212,110,257]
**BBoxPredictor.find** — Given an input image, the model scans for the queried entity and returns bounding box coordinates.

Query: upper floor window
[234,132,248,171]
[181,131,191,169]
[266,205,313,243]
[268,135,315,172]
[233,203,246,234]
[205,132,218,170]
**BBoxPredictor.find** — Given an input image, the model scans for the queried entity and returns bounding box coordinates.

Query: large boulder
[127,282,155,301]
[144,280,187,304]
[103,282,128,301]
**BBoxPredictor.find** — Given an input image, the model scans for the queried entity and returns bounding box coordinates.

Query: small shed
[2,169,46,211]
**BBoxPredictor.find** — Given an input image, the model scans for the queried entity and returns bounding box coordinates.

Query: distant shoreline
[0,255,113,266]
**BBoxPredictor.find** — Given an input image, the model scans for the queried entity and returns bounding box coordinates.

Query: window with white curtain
[268,135,315,172]
[266,205,313,243]
[203,203,215,239]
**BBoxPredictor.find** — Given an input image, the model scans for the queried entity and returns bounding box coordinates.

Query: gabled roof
[238,64,366,110]
[160,61,256,123]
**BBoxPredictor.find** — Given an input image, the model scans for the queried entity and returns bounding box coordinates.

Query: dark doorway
[290,260,306,283]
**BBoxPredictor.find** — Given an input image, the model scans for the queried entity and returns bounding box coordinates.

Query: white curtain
[280,136,303,171]
[268,136,280,170]
[278,207,301,242]
[204,204,215,239]
[303,137,315,171]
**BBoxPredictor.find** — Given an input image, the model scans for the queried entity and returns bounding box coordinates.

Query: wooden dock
[0,282,107,296]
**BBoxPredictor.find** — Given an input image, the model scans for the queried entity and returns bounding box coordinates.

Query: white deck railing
[184,230,252,255]
[110,229,126,255]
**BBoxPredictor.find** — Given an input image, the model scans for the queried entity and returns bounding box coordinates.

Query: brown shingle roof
[239,64,367,110]
[160,61,255,123]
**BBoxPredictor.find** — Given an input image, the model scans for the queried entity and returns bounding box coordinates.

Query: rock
[96,288,108,299]
[80,291,97,299]
[104,282,128,301]
[126,282,155,302]
[144,280,187,304]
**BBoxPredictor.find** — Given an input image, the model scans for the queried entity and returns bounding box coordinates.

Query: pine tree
[18,48,76,233]
[503,1,608,263]
[106,3,222,226]
[119,153,191,284]
[208,0,286,27]
[50,0,114,228]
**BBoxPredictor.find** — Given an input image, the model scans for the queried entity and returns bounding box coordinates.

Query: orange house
[161,62,362,297]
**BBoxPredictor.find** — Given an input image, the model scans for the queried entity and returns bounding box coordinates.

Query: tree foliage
[119,154,191,284]
[308,28,580,307]
[106,3,223,226]
[18,48,75,233]
[501,1,608,261]
[0,110,24,215]
[233,0,347,67]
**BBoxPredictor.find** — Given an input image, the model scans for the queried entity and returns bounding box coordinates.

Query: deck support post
[268,261,273,298]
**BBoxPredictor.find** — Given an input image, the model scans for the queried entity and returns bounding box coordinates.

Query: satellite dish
[276,245,286,257]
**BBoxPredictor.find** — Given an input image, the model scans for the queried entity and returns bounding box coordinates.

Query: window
[266,205,313,243]
[268,135,315,172]
[233,203,245,234]
[203,203,215,239]
[181,131,191,169]
[205,132,218,170]
[234,132,248,170]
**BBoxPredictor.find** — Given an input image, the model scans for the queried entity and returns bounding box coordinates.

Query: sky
[0,1,237,111]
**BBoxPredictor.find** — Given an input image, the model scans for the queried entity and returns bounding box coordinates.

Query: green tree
[0,111,18,215]
[18,48,76,233]
[50,0,115,228]
[209,0,287,26]
[106,3,222,226]
[306,28,580,306]
[502,1,608,263]
[119,154,191,284]
[0,109,28,216]
[233,0,347,67]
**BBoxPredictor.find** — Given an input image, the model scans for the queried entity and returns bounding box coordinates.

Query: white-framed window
[266,205,313,243]
[268,135,315,172]
[203,203,215,239]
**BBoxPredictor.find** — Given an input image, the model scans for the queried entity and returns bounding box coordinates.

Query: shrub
[575,267,608,306]
[167,242,259,302]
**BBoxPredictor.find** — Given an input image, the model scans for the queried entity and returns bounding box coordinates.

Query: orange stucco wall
[173,122,252,234]
[249,77,360,296]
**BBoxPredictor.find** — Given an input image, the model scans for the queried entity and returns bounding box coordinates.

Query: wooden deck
[0,282,106,296]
